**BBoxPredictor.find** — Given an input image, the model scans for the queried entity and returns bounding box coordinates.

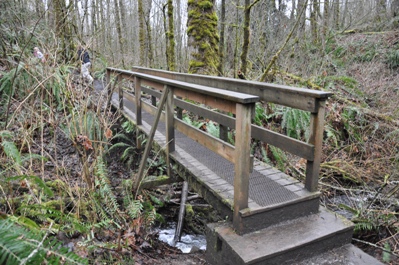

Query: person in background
[33,47,45,63]
[77,45,94,84]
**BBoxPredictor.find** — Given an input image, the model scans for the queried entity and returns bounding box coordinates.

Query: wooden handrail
[130,66,333,192]
[106,67,258,233]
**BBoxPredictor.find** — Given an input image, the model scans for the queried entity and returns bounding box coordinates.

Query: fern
[280,107,310,140]
[0,130,21,166]
[206,121,219,138]
[0,218,87,265]
[325,124,340,148]
[94,158,124,224]
[269,146,286,171]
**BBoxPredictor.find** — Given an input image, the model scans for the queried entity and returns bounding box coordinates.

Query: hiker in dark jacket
[77,45,94,84]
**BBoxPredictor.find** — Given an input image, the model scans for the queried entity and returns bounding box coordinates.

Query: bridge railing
[106,67,259,231]
[131,67,333,193]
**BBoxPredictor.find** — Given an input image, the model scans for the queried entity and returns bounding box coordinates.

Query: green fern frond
[111,133,135,144]
[206,122,219,138]
[124,198,143,220]
[1,140,21,166]
[269,146,286,171]
[7,175,54,197]
[94,158,124,224]
[0,219,87,265]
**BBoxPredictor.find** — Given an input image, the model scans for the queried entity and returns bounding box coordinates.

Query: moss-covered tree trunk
[166,0,176,71]
[138,0,145,66]
[310,0,319,44]
[333,0,339,30]
[240,0,251,77]
[187,0,219,75]
[53,0,74,61]
[217,0,226,76]
[322,0,329,38]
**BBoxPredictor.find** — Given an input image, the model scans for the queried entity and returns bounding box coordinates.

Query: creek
[157,223,207,253]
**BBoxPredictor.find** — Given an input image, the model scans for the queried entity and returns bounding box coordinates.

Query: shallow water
[157,224,207,253]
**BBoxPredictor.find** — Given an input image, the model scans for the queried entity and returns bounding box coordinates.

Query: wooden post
[173,181,188,246]
[135,76,143,150]
[233,103,253,234]
[305,100,326,192]
[135,76,142,125]
[165,86,175,177]
[118,75,123,110]
[106,69,111,99]
[219,124,228,142]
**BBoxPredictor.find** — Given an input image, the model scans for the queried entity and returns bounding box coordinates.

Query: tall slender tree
[240,0,261,77]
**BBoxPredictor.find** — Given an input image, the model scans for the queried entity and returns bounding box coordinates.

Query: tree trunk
[217,0,226,76]
[297,0,307,39]
[187,0,219,75]
[240,0,251,76]
[392,0,399,17]
[322,0,329,38]
[114,0,125,67]
[333,0,339,30]
[138,0,145,66]
[310,0,319,44]
[167,0,176,71]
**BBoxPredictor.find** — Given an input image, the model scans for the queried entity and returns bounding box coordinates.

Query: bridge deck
[112,92,319,224]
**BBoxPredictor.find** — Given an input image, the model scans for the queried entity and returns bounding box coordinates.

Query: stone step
[205,208,358,265]
[291,244,384,265]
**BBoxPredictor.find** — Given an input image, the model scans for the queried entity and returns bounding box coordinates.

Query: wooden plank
[174,119,236,163]
[142,79,164,91]
[174,87,237,114]
[252,125,315,161]
[166,86,175,177]
[305,100,327,192]
[132,66,333,112]
[233,103,253,234]
[108,67,260,104]
[134,76,142,125]
[175,96,236,128]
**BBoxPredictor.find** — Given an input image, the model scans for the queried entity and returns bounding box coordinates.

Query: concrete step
[291,244,384,265]
[205,207,357,265]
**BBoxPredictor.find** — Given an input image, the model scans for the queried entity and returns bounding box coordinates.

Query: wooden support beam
[134,86,170,197]
[233,103,253,234]
[305,100,327,192]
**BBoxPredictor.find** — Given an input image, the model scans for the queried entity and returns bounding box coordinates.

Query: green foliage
[183,115,205,128]
[385,50,399,69]
[253,103,273,126]
[94,157,123,224]
[206,121,219,138]
[277,107,310,141]
[121,120,135,134]
[0,130,21,166]
[7,175,54,197]
[108,133,137,168]
[353,45,377,63]
[0,218,87,265]
[341,106,364,142]
[325,124,340,148]
[269,146,286,171]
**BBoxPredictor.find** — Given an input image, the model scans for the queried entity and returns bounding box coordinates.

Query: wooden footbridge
[105,67,383,265]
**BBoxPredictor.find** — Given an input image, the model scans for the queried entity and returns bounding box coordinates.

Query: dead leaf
[105,128,113,139]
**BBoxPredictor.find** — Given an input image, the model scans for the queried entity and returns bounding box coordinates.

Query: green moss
[198,0,213,9]
[187,0,219,75]
[185,203,194,218]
